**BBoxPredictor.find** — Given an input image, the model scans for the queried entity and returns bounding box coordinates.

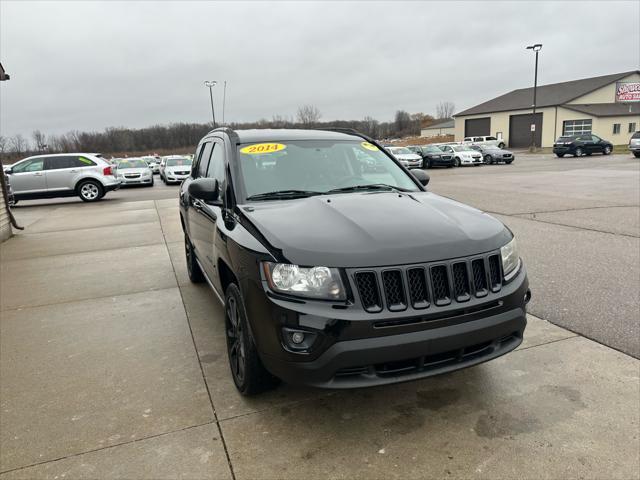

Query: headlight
[500,237,520,279]
[263,262,346,300]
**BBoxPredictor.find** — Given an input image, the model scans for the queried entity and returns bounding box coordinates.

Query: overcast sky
[1,1,639,139]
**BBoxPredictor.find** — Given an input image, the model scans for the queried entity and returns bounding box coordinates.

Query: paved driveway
[0,158,639,479]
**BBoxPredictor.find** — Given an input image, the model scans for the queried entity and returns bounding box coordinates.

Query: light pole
[526,44,542,151]
[204,80,217,127]
[222,80,227,125]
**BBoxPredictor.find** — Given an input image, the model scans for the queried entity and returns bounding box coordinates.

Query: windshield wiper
[246,189,323,201]
[328,184,410,193]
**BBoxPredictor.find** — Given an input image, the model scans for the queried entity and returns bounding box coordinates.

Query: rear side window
[474,137,484,142]
[632,131,640,139]
[46,156,95,170]
[486,136,497,140]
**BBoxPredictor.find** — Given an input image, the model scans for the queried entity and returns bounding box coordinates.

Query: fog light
[282,327,319,353]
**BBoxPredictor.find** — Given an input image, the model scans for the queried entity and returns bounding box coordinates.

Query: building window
[563,119,592,136]
[630,123,637,133]
[613,123,621,134]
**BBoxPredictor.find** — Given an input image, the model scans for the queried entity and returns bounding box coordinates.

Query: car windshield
[452,145,475,152]
[166,158,192,167]
[390,147,412,155]
[423,146,442,153]
[117,159,148,168]
[237,140,420,201]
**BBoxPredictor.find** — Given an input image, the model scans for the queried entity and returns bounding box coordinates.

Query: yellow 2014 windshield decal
[361,141,379,151]
[240,143,286,155]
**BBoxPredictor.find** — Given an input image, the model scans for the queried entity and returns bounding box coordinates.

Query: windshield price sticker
[361,141,379,151]
[240,143,286,155]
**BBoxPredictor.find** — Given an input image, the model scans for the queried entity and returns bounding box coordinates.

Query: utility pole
[526,44,542,152]
[204,80,217,127]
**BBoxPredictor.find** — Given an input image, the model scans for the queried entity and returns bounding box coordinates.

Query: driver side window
[12,158,44,173]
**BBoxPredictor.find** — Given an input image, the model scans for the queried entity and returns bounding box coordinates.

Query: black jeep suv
[553,134,613,157]
[180,128,530,395]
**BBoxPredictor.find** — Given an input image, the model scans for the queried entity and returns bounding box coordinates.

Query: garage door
[509,113,543,148]
[464,117,491,137]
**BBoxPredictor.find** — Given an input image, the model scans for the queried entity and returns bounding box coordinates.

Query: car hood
[240,191,510,267]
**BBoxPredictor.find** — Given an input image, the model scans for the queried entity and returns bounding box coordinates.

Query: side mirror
[4,168,12,175]
[188,177,220,203]
[411,169,430,186]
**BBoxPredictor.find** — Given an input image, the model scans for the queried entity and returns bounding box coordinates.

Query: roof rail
[206,126,236,136]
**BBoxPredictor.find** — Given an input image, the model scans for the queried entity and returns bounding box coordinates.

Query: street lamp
[526,43,542,151]
[204,80,217,127]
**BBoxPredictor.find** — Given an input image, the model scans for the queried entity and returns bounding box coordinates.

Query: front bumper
[251,264,529,389]
[461,157,483,165]
[427,156,455,167]
[166,173,190,182]
[119,177,153,185]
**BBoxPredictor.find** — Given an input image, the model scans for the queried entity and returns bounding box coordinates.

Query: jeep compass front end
[179,128,529,395]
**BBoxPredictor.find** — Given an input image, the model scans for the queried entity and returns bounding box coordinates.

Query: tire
[574,147,583,157]
[498,142,505,149]
[455,157,461,167]
[423,159,431,169]
[484,154,493,165]
[505,160,513,164]
[225,283,280,395]
[603,146,612,155]
[184,234,204,283]
[634,152,640,158]
[149,178,154,187]
[556,154,565,158]
[77,179,104,202]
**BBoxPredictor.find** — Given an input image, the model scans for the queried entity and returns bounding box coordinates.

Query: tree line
[0,102,454,162]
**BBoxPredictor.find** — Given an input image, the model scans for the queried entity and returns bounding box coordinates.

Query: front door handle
[33,172,43,176]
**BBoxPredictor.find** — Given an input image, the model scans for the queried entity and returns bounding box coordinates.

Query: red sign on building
[616,82,640,102]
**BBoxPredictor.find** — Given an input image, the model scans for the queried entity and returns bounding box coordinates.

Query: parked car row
[388,143,514,168]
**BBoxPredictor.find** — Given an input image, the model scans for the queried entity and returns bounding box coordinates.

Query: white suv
[5,153,120,203]
[462,136,505,149]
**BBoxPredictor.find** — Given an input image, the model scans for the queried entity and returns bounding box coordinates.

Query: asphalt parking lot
[1,153,639,479]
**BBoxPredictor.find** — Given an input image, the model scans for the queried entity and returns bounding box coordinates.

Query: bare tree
[10,134,27,155]
[33,130,47,151]
[436,101,455,119]
[394,110,412,137]
[360,116,379,138]
[0,135,7,156]
[296,105,321,126]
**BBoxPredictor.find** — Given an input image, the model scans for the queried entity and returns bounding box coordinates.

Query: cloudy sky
[1,1,638,139]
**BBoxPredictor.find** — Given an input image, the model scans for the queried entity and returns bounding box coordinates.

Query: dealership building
[454,70,640,148]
